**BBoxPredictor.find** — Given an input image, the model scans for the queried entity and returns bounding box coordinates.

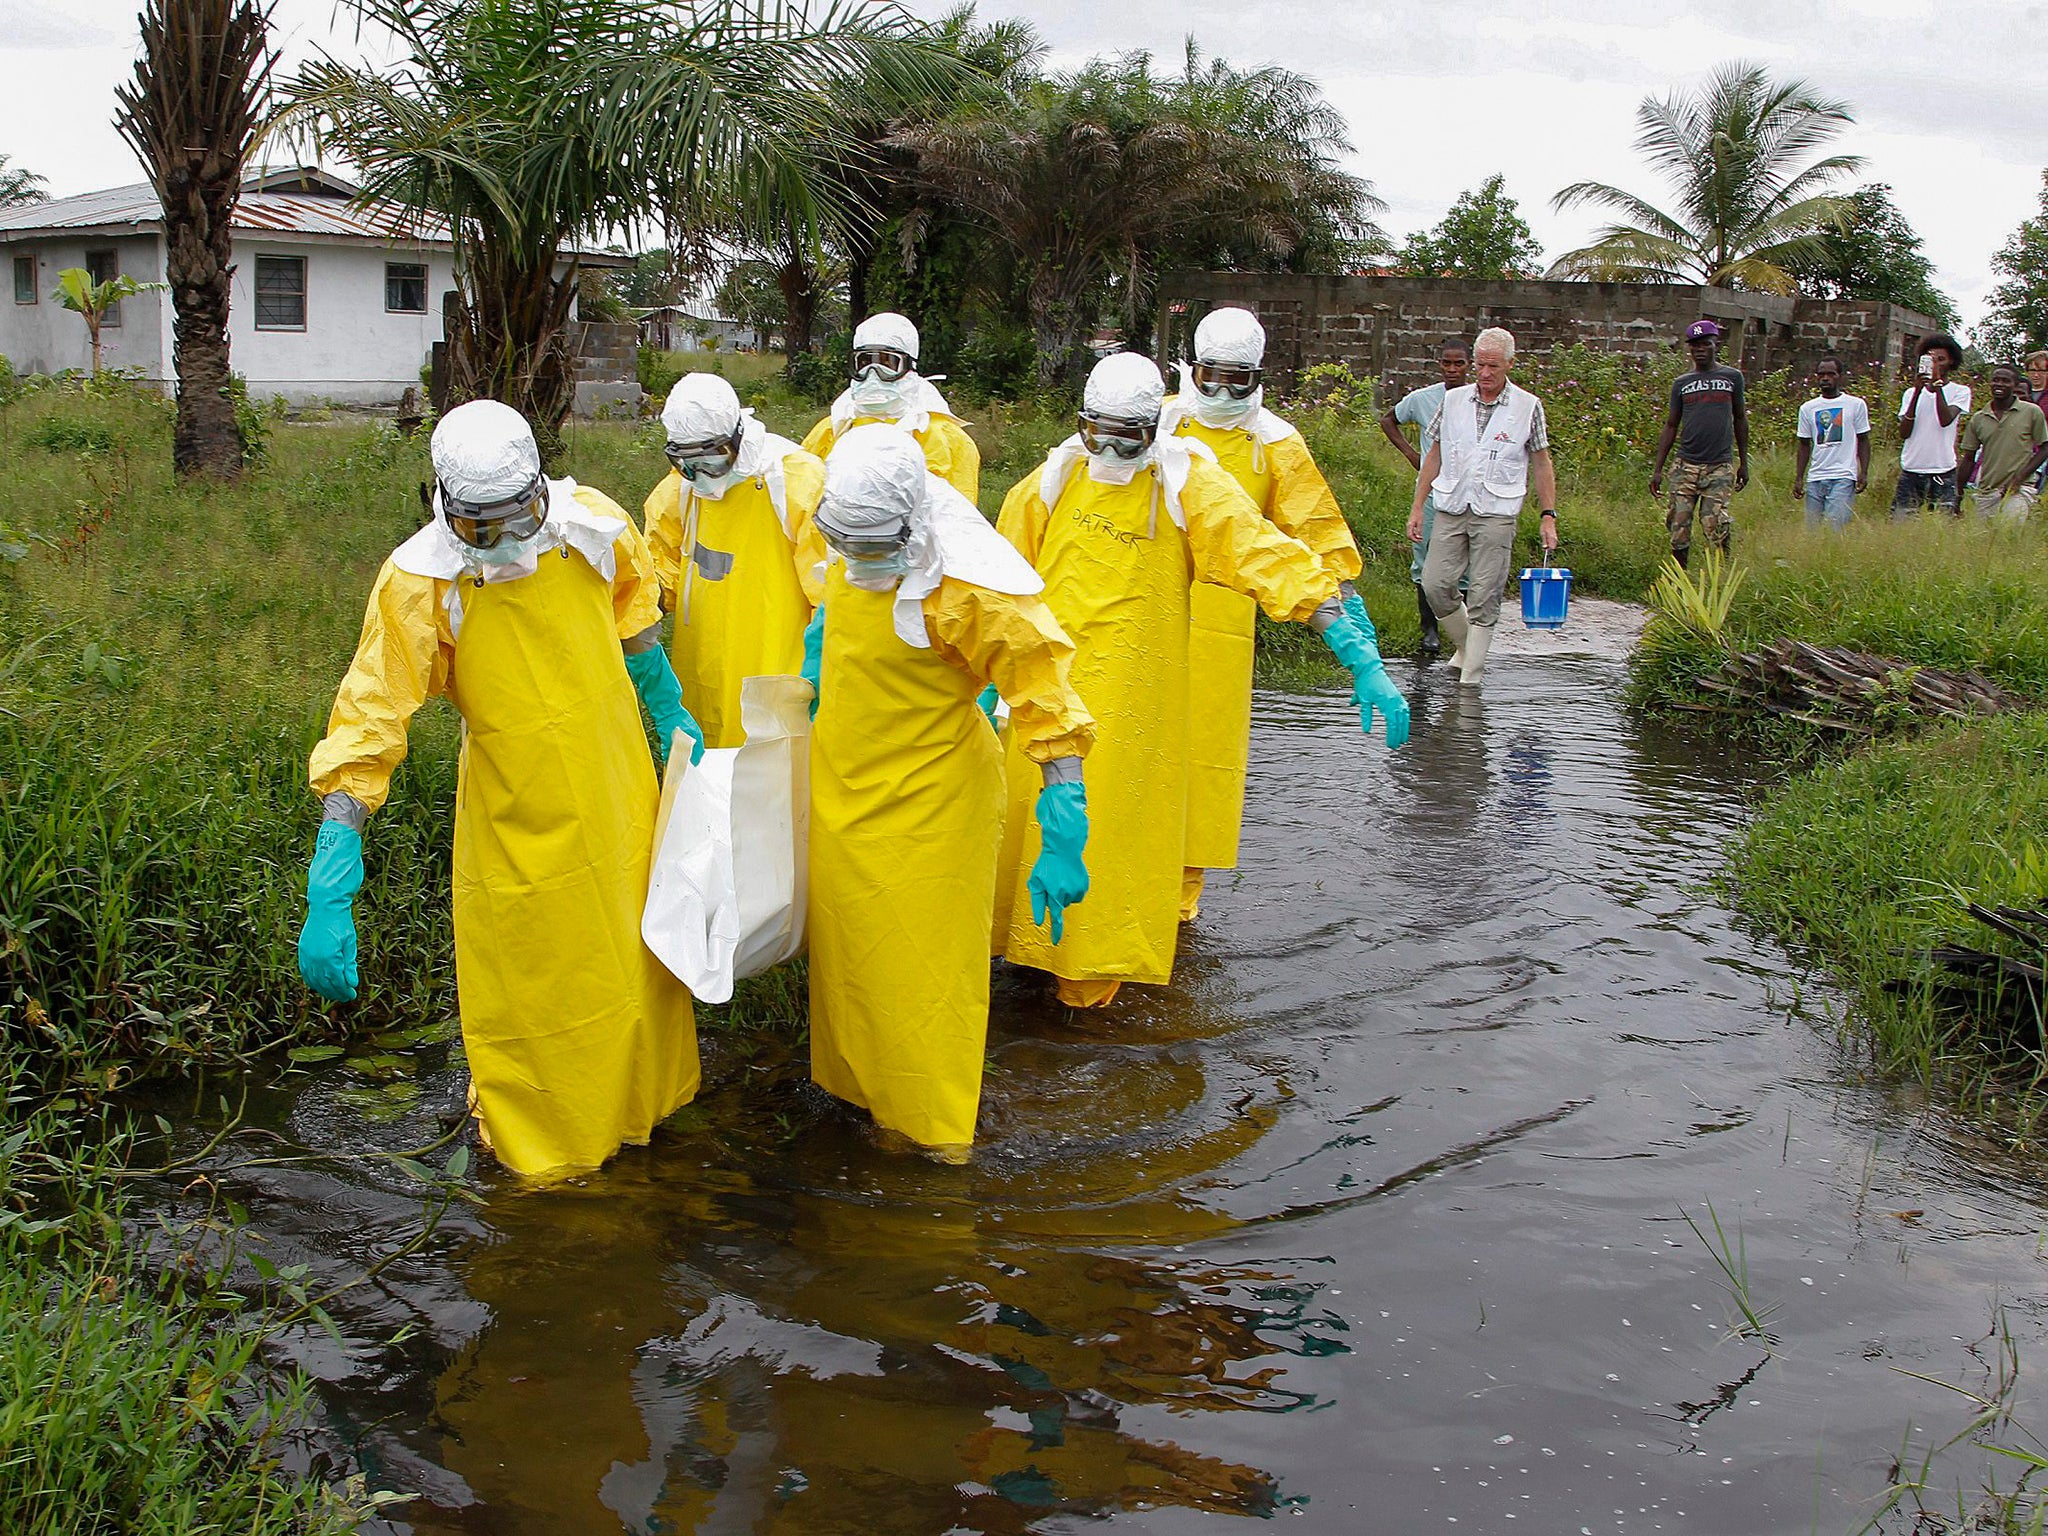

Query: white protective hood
[1036,430,1215,533]
[391,476,625,638]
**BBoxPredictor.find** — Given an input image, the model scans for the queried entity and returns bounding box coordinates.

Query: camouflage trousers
[1666,458,1735,556]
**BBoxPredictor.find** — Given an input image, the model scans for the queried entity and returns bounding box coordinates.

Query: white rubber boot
[1437,604,1471,670]
[1458,622,1494,686]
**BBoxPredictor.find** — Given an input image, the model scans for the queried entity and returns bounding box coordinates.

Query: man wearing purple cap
[1649,320,1749,567]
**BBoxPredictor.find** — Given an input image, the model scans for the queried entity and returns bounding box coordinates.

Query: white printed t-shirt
[1899,382,1973,474]
[1797,393,1870,482]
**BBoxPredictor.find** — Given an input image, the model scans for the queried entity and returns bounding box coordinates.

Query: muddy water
[174,655,2048,1534]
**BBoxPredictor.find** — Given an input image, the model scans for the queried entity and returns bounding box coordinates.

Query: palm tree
[115,0,275,480]
[893,48,1379,386]
[0,153,47,207]
[284,0,958,451]
[1547,63,1863,295]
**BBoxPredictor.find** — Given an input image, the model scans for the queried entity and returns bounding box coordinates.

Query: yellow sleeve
[573,485,664,638]
[1182,458,1336,623]
[922,416,982,503]
[642,471,684,609]
[1267,432,1362,583]
[799,417,836,460]
[778,449,829,608]
[995,470,1054,566]
[924,578,1096,764]
[308,558,450,814]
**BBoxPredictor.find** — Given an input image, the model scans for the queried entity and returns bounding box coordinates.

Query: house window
[254,254,306,330]
[385,261,427,313]
[12,256,33,304]
[85,249,121,327]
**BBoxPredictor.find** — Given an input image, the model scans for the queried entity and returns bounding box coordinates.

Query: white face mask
[1085,448,1148,485]
[1190,386,1260,430]
[469,532,539,568]
[842,548,911,590]
[850,376,907,418]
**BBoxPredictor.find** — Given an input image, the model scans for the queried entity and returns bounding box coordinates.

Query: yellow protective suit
[992,456,1335,1005]
[802,412,982,505]
[808,563,1093,1155]
[1169,409,1361,916]
[642,450,827,749]
[309,491,698,1178]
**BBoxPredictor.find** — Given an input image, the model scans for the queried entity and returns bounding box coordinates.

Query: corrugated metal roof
[0,171,631,265]
[0,179,455,246]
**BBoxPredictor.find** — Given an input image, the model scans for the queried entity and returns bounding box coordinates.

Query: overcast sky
[4,0,2042,330]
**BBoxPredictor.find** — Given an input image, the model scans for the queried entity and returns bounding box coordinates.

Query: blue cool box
[1519,567,1572,629]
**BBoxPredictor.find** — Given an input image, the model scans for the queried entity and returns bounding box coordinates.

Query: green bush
[27,417,115,455]
[1728,711,2048,1110]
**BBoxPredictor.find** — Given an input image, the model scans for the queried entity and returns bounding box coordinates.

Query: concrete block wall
[1158,273,1936,402]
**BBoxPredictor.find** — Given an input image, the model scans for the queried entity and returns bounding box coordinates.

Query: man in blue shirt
[1379,338,1470,655]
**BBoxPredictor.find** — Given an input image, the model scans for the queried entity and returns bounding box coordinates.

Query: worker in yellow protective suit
[800,424,1095,1159]
[801,311,981,503]
[1161,305,1404,921]
[298,400,704,1179]
[644,371,827,748]
[992,353,1408,1009]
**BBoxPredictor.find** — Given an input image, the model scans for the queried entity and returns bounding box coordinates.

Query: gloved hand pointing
[1318,611,1411,749]
[1028,778,1089,944]
[623,646,705,765]
[298,820,364,1002]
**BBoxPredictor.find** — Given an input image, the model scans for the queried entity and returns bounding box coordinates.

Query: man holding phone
[1892,333,1971,518]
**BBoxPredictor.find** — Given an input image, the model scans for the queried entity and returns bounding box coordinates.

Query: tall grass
[0,1098,373,1534]
[1727,712,2048,1123]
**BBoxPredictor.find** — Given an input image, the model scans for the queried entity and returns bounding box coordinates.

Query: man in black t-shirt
[1649,319,1750,567]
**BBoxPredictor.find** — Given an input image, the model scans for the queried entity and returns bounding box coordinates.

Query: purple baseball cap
[1685,319,1723,341]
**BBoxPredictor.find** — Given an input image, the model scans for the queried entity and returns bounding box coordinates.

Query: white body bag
[642,674,812,1003]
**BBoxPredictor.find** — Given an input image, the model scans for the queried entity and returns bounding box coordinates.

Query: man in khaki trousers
[1408,326,1558,685]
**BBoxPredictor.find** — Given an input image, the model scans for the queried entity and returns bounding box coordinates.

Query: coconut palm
[115,0,276,479]
[1546,63,1863,295]
[0,153,47,208]
[284,0,958,449]
[893,47,1379,385]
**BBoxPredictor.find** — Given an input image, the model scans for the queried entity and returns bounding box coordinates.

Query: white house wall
[1,236,166,377]
[227,235,454,405]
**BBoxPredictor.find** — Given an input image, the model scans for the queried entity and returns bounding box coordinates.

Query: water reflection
[148,656,2048,1534]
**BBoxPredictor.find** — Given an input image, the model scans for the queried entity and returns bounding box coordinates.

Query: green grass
[0,1098,376,1535]
[1726,711,2048,1126]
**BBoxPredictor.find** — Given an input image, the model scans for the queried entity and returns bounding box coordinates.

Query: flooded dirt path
[167,653,2048,1533]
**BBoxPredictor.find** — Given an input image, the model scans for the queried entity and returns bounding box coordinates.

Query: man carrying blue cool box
[1408,325,1558,687]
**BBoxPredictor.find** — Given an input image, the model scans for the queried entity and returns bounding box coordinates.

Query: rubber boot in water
[1458,622,1494,686]
[1437,603,1470,671]
[1415,583,1440,657]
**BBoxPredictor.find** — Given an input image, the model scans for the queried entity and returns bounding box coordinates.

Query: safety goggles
[665,427,744,483]
[440,473,548,550]
[851,347,914,384]
[1192,361,1262,400]
[817,514,912,561]
[1077,412,1156,460]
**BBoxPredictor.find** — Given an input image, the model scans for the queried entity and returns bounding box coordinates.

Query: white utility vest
[1432,381,1538,518]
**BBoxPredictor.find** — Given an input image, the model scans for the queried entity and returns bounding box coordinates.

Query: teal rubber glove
[1340,581,1378,645]
[976,685,1001,733]
[1028,779,1089,944]
[624,646,704,765]
[1318,612,1410,749]
[298,820,363,1002]
[801,606,825,721]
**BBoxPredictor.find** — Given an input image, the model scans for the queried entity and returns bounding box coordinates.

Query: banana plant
[53,267,167,375]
